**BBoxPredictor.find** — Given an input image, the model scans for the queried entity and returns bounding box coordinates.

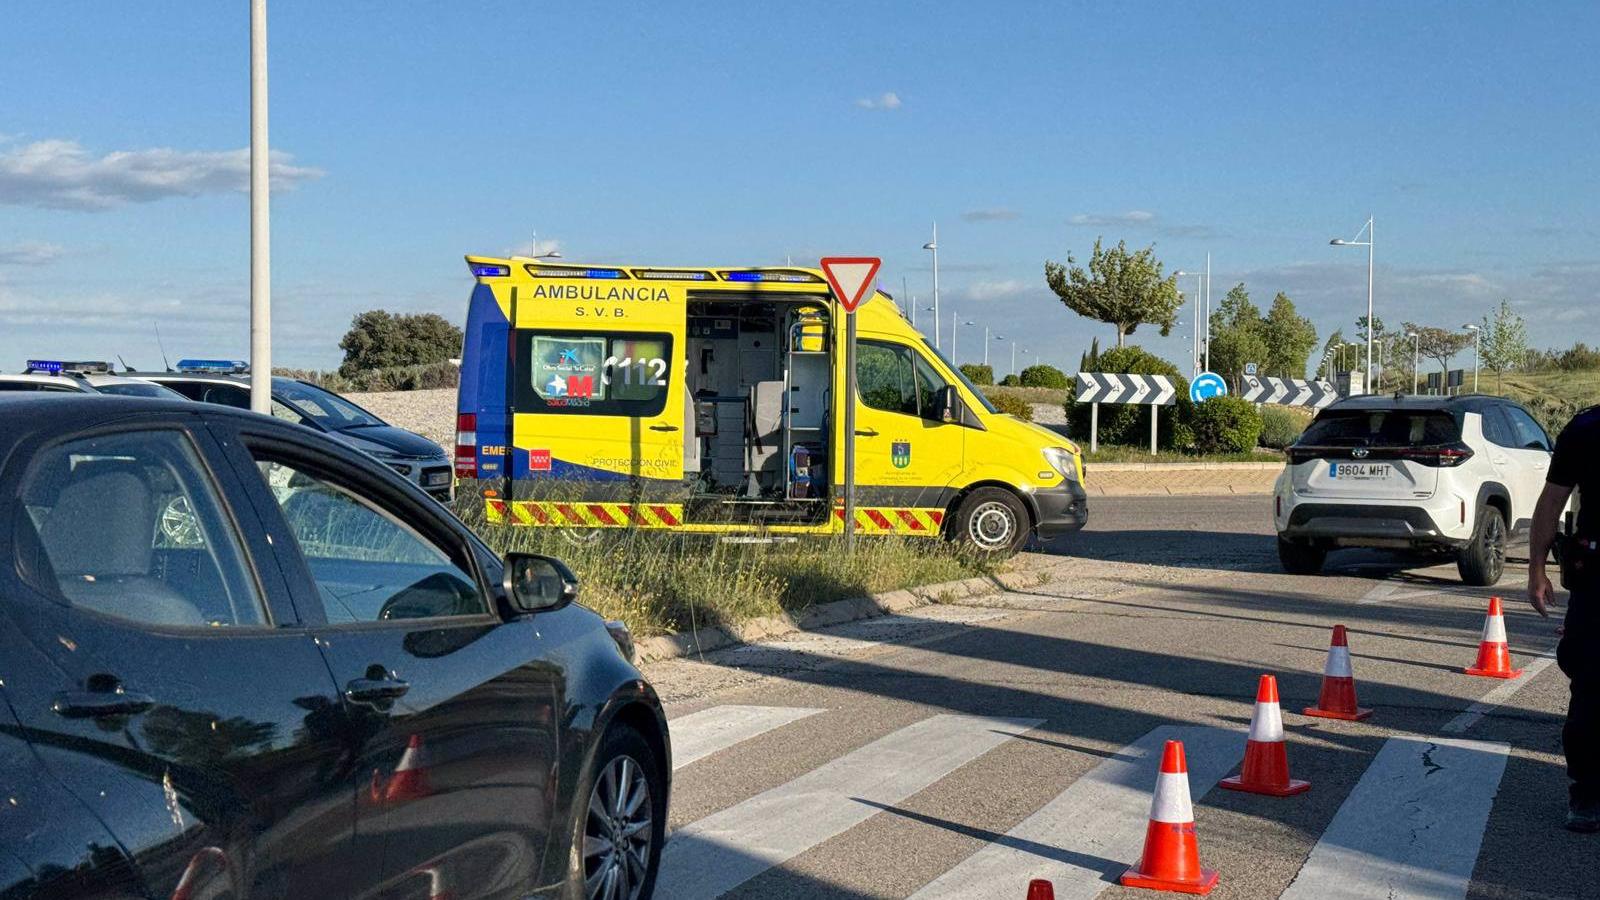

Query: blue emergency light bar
[635,269,713,281]
[526,265,626,279]
[469,263,511,278]
[175,359,249,374]
[24,359,112,375]
[721,270,824,284]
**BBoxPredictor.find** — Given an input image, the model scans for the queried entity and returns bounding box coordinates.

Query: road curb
[1086,461,1283,497]
[633,557,1072,664]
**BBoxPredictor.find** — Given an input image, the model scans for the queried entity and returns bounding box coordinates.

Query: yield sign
[819,257,881,313]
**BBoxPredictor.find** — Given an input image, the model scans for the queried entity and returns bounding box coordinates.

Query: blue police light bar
[176,358,249,374]
[721,270,824,284]
[469,262,511,278]
[24,359,64,374]
[24,359,112,375]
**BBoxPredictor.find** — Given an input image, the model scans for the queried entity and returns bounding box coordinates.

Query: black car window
[252,458,487,623]
[1300,409,1459,447]
[17,430,267,627]
[1502,405,1552,451]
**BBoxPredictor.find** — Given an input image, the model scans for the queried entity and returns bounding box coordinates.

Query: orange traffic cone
[1120,740,1219,895]
[1221,674,1310,797]
[1026,879,1055,900]
[383,734,434,802]
[1302,625,1372,721]
[1464,596,1523,679]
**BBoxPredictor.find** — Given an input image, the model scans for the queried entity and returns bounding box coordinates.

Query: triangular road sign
[820,257,882,313]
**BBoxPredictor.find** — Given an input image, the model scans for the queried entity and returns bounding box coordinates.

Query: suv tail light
[454,413,477,478]
[1401,442,1474,467]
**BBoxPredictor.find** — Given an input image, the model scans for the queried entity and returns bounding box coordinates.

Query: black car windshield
[925,340,999,414]
[275,381,386,430]
[94,381,187,400]
[1299,409,1460,447]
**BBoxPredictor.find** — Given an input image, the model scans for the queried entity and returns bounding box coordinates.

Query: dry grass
[456,502,996,636]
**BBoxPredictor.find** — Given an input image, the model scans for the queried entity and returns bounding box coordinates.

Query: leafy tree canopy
[1044,238,1180,347]
[339,310,463,378]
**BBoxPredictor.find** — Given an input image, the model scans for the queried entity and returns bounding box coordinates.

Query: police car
[131,359,455,502]
[0,360,187,399]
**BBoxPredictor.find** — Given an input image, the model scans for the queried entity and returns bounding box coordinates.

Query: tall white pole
[983,329,990,367]
[1412,334,1420,394]
[1473,329,1481,391]
[903,276,912,326]
[951,309,958,362]
[1365,216,1374,393]
[1203,252,1211,371]
[930,220,941,350]
[249,0,272,413]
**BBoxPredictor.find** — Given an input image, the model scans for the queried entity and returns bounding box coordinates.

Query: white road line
[910,725,1238,900]
[654,713,1042,900]
[1279,737,1510,900]
[670,706,825,770]
[1441,649,1558,735]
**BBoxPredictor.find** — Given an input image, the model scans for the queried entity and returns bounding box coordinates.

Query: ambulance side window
[857,341,950,419]
[513,330,673,416]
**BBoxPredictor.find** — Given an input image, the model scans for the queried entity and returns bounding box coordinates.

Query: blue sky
[3,1,1597,376]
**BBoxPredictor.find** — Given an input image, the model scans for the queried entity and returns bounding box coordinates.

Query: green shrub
[959,363,994,385]
[1258,405,1310,449]
[1019,364,1069,389]
[999,374,1021,386]
[1065,346,1190,449]
[338,310,463,379]
[1189,395,1264,454]
[988,392,1034,421]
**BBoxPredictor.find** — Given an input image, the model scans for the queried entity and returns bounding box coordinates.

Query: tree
[1044,238,1180,347]
[958,363,994,385]
[1079,337,1102,373]
[1260,293,1318,379]
[339,310,464,377]
[1479,300,1528,391]
[1205,283,1270,379]
[1404,323,1474,385]
[1354,315,1387,379]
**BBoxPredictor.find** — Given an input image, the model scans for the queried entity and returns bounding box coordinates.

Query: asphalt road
[645,496,1587,900]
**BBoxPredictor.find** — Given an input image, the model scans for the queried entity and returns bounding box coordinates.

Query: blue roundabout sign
[1190,371,1228,403]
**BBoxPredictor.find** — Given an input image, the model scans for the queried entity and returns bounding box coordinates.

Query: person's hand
[1528,566,1555,618]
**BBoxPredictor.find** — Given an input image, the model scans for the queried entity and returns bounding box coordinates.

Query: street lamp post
[1174,269,1206,375]
[1464,323,1482,392]
[1406,330,1420,394]
[1330,216,1375,394]
[249,0,272,414]
[923,222,941,350]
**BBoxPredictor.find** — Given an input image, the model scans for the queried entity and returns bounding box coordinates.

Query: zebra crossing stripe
[654,714,1042,900]
[1279,737,1510,900]
[909,725,1237,900]
[670,706,825,770]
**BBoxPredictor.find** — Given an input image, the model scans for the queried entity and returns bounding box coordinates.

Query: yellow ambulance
[453,257,1086,555]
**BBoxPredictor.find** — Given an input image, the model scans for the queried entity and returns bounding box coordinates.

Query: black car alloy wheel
[584,754,654,900]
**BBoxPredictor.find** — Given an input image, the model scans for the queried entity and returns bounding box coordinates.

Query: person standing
[1528,405,1600,832]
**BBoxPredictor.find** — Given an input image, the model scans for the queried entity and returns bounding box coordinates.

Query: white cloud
[962,278,1029,302]
[961,208,1020,223]
[503,237,564,259]
[0,139,324,211]
[1069,210,1155,227]
[855,91,902,111]
[0,241,64,266]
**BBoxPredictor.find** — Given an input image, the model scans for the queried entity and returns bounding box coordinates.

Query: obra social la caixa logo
[891,441,912,469]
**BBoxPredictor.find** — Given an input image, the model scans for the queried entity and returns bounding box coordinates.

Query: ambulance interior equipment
[684,299,831,517]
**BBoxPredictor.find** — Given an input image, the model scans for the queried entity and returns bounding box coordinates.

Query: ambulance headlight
[1042,447,1080,482]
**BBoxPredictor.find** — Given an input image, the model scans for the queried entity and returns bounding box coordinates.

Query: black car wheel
[575,726,664,900]
[950,487,1031,557]
[1277,537,1327,575]
[1458,504,1506,586]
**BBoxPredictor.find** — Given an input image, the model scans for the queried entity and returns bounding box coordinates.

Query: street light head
[1329,239,1347,246]
[922,242,937,251]
[1463,324,1480,331]
[1406,331,1418,338]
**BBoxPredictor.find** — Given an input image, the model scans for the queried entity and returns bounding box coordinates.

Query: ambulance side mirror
[931,385,962,424]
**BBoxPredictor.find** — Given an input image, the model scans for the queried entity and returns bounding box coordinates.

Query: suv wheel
[950,487,1031,557]
[1458,504,1507,586]
[568,725,665,900]
[1277,537,1326,575]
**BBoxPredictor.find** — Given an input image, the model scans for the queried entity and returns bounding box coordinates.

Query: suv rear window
[1299,409,1460,447]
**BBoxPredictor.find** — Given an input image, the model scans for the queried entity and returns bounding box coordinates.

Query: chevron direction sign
[1240,375,1339,409]
[1075,373,1177,406]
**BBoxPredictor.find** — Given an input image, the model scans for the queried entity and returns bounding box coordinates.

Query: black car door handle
[649,424,680,432]
[345,677,411,703]
[52,689,155,719]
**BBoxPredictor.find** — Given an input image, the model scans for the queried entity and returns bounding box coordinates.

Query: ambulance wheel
[950,488,1030,557]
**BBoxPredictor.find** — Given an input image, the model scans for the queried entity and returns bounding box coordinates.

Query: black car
[130,369,455,502]
[0,394,669,899]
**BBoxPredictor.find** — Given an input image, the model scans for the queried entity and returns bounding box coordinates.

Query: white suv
[1273,394,1553,585]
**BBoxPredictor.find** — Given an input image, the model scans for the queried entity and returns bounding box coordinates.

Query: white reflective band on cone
[1481,614,1507,644]
[1248,700,1285,743]
[1149,771,1195,824]
[1324,645,1353,678]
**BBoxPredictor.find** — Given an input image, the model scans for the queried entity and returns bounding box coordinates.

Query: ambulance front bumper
[1031,481,1089,538]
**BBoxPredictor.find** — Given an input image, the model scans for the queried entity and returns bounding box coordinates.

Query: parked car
[132,360,454,501]
[1273,393,1554,584]
[0,359,188,399]
[0,394,669,899]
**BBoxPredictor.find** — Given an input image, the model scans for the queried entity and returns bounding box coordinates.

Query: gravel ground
[353,387,456,452]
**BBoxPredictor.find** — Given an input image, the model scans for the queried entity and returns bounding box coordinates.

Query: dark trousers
[1558,588,1600,809]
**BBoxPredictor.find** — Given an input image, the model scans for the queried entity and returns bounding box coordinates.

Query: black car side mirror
[503,553,579,613]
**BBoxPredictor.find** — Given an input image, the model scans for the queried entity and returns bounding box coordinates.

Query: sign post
[820,257,882,551]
